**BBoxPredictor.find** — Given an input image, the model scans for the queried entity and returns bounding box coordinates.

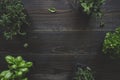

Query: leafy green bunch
[79,0,105,17]
[75,66,94,80]
[0,56,33,80]
[0,0,29,39]
[103,27,120,59]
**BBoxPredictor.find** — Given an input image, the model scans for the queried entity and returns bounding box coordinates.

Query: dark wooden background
[0,0,120,80]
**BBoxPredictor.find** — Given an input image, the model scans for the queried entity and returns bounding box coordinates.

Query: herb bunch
[79,0,105,17]
[0,0,29,39]
[75,66,94,80]
[103,27,120,59]
[0,55,33,80]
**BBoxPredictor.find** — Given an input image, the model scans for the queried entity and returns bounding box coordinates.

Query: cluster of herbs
[75,66,94,80]
[79,0,105,18]
[103,27,120,59]
[0,0,29,40]
[0,55,33,80]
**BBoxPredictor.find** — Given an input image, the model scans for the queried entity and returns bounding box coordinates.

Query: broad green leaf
[19,61,26,67]
[20,68,28,72]
[4,71,12,79]
[26,62,33,67]
[0,70,12,79]
[15,71,23,77]
[16,56,23,62]
[0,70,10,77]
[11,65,17,69]
[22,78,28,80]
[5,56,14,64]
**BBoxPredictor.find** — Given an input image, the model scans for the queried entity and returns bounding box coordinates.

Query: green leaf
[20,68,28,72]
[24,43,29,48]
[26,62,33,67]
[22,78,28,80]
[4,71,12,79]
[0,70,12,79]
[48,8,56,13]
[16,56,23,62]
[15,71,23,77]
[19,61,26,67]
[11,64,17,69]
[5,56,14,64]
[86,67,91,71]
[0,70,9,77]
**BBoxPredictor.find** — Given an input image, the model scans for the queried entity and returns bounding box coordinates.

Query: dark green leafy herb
[103,27,120,59]
[0,55,33,80]
[79,0,105,18]
[0,0,29,40]
[75,66,94,80]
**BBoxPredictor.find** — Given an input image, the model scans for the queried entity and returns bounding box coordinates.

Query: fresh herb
[24,43,29,48]
[0,0,29,40]
[100,22,105,27]
[103,27,120,59]
[48,7,56,13]
[79,0,105,17]
[0,55,33,80]
[75,66,94,80]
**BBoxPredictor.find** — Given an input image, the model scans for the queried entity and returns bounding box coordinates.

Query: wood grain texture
[0,0,120,80]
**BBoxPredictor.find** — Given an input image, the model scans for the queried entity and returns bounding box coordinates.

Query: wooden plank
[0,0,120,80]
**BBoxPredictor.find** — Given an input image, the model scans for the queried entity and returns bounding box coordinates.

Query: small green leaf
[24,43,29,48]
[86,66,91,71]
[48,8,56,13]
[20,68,28,72]
[26,62,33,67]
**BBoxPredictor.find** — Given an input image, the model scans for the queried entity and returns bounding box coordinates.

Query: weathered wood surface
[0,0,120,53]
[0,0,120,80]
